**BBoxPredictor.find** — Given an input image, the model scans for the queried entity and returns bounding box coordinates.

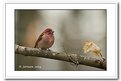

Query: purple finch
[34,28,54,50]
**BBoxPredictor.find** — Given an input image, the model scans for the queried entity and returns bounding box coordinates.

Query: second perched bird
[34,28,54,50]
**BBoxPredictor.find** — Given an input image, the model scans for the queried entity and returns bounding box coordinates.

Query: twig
[15,44,106,70]
[63,45,79,66]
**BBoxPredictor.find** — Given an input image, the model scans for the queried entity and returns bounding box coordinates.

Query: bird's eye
[48,30,51,32]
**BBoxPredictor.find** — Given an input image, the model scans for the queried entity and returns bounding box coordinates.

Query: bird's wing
[34,33,44,48]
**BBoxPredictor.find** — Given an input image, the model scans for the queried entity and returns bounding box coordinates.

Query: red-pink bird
[34,28,54,50]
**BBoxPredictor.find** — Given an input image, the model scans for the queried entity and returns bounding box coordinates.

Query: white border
[5,3,118,79]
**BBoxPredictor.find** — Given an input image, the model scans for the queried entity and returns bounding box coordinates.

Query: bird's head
[44,28,54,34]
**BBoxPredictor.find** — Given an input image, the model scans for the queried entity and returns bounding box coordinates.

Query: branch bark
[15,44,106,70]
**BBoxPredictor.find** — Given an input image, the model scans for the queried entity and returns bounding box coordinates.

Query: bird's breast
[42,34,54,45]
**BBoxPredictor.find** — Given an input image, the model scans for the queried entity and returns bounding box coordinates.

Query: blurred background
[15,9,106,71]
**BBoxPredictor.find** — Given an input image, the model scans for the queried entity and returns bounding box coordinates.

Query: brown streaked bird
[34,28,54,50]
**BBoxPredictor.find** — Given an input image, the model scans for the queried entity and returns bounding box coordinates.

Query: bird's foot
[47,48,51,51]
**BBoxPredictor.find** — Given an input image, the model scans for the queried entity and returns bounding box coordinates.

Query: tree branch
[15,44,106,70]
